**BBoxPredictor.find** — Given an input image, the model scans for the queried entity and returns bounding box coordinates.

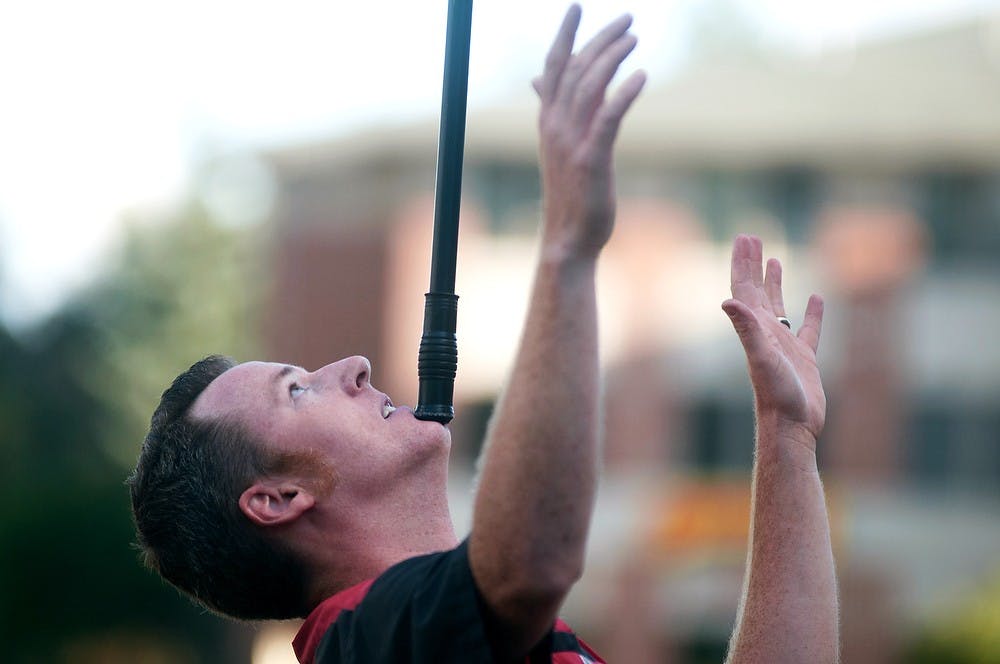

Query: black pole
[414,0,473,424]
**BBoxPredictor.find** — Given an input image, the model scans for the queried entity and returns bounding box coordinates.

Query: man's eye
[289,384,306,398]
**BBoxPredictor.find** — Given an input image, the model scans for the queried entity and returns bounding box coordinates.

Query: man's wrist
[538,241,601,273]
[755,410,820,472]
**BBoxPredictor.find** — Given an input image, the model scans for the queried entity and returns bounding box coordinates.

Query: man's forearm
[727,413,840,664]
[470,252,600,628]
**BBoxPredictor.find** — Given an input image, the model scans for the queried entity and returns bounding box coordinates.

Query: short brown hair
[128,356,309,619]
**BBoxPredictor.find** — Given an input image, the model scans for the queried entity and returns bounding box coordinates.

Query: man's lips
[381,395,396,419]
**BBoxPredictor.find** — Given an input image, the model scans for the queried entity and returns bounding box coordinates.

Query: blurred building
[258,14,1000,664]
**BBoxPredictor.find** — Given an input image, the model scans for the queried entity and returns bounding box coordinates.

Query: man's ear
[239,480,316,527]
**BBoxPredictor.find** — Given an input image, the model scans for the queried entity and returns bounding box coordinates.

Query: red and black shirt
[293,540,604,663]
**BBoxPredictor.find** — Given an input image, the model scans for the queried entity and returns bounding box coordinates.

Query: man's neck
[303,485,459,608]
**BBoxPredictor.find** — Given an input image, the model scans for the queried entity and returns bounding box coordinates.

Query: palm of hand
[723,235,826,439]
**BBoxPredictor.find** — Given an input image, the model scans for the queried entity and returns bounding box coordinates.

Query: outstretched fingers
[536,8,644,152]
[749,235,765,290]
[764,258,786,317]
[536,4,582,102]
[730,234,767,310]
[571,32,638,125]
[591,69,646,149]
[729,236,823,352]
[554,13,633,107]
[797,294,824,353]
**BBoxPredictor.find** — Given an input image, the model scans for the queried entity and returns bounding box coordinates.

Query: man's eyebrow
[271,365,300,387]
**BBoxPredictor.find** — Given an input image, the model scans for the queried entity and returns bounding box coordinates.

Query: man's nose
[316,356,371,394]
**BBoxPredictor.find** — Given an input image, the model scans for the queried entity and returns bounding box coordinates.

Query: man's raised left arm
[468,5,645,659]
[722,235,840,663]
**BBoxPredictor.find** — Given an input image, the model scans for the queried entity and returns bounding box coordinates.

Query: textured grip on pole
[415,292,458,423]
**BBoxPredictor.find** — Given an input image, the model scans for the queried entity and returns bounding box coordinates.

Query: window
[917,170,1000,267]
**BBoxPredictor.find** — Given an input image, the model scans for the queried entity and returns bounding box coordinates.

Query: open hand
[533,5,646,261]
[722,235,826,441]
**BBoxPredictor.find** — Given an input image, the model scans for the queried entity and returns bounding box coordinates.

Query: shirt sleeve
[314,539,495,664]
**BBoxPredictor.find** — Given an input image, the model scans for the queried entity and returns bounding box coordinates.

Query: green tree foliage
[0,201,264,662]
[906,570,1000,664]
[73,203,262,469]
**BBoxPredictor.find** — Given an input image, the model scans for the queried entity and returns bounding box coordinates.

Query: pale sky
[1,0,998,327]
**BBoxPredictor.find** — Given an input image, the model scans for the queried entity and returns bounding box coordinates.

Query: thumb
[722,299,767,358]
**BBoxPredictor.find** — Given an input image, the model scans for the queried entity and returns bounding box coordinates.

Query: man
[130,6,838,663]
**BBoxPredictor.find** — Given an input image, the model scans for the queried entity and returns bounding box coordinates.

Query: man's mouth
[381,397,396,419]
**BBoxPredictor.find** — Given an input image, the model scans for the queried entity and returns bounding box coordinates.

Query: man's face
[189,356,451,499]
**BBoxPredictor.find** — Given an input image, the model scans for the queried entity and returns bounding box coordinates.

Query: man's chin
[400,413,451,454]
[427,422,452,451]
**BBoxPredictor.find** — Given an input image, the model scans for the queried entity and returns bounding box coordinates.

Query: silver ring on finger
[777,316,791,329]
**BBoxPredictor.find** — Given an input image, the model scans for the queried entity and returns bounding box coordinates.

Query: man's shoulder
[292,540,605,664]
[364,540,471,606]
[292,578,376,664]
[293,542,487,664]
